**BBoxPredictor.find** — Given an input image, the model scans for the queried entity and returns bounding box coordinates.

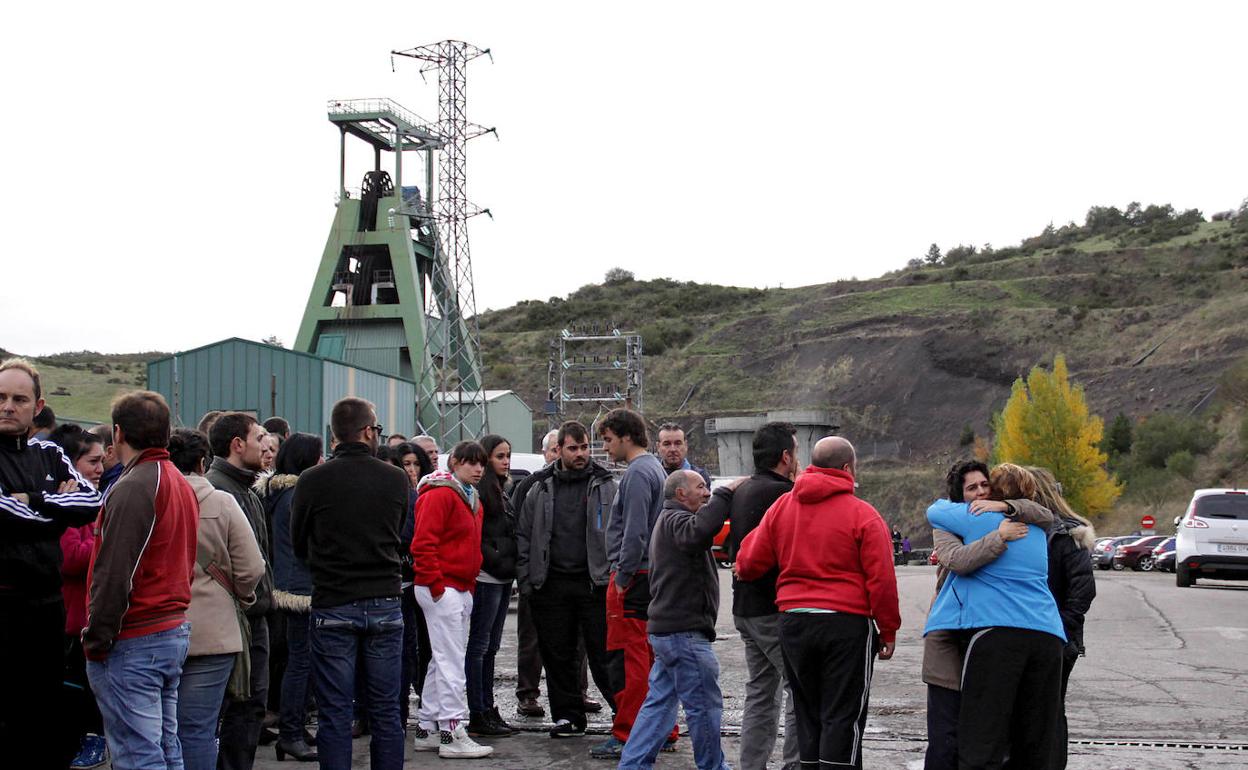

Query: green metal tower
[293,98,484,441]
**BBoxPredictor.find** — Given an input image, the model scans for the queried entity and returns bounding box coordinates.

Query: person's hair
[88,423,114,449]
[811,437,855,469]
[0,357,41,400]
[111,391,172,451]
[541,429,559,452]
[478,434,511,517]
[389,432,408,442]
[753,421,797,473]
[657,422,684,437]
[663,469,697,501]
[990,463,1038,501]
[557,420,588,447]
[375,444,393,463]
[597,408,648,449]
[209,412,258,459]
[48,423,103,463]
[448,440,488,468]
[167,428,212,475]
[196,410,223,436]
[390,441,434,479]
[945,459,990,503]
[1025,466,1090,526]
[33,405,55,430]
[262,417,290,439]
[330,397,375,442]
[275,432,323,476]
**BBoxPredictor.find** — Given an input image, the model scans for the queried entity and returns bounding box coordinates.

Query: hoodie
[410,471,484,597]
[735,465,901,643]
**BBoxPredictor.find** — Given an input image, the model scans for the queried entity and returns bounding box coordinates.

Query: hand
[969,500,1008,515]
[730,561,740,578]
[878,640,895,660]
[725,476,747,492]
[10,493,30,505]
[998,520,1028,541]
[58,480,79,494]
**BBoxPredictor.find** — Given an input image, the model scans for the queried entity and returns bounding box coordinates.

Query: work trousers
[217,615,269,770]
[734,613,798,770]
[958,627,1062,770]
[0,596,72,770]
[606,573,677,744]
[779,612,876,769]
[529,574,614,728]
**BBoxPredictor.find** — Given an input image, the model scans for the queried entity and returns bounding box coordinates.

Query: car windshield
[1194,494,1248,520]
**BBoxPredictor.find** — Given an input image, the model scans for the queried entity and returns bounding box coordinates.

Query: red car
[1111,535,1169,571]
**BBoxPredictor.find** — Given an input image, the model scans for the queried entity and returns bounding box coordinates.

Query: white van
[1174,488,1248,587]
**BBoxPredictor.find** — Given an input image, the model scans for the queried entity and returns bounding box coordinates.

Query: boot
[467,710,513,737]
[69,734,108,770]
[487,706,519,735]
[274,738,318,762]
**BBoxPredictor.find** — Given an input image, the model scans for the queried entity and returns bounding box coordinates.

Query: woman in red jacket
[409,441,494,759]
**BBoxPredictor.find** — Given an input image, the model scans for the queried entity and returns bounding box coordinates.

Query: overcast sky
[4,1,1246,356]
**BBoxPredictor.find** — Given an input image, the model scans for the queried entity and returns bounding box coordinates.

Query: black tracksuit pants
[528,573,614,729]
[779,612,877,769]
[958,627,1063,770]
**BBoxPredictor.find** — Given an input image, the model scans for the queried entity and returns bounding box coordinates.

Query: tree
[1101,412,1134,457]
[924,243,942,266]
[958,424,976,447]
[604,267,634,284]
[262,335,284,348]
[992,355,1122,516]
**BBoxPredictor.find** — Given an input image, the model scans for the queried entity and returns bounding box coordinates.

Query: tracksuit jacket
[0,434,102,600]
[735,465,901,644]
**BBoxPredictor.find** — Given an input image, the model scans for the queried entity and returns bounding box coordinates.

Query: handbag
[197,551,252,700]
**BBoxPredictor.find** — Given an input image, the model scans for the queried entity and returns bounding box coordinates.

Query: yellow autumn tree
[992,355,1122,516]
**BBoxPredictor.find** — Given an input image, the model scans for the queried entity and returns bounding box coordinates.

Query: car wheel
[1137,556,1155,572]
[1111,560,1125,571]
[1098,562,1110,570]
[1176,563,1192,588]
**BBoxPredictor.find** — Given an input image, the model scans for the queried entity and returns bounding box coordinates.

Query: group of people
[0,352,1097,770]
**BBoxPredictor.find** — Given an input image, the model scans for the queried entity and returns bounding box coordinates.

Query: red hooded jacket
[410,472,484,597]
[736,466,901,643]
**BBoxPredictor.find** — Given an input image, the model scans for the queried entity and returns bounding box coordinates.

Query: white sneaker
[412,726,440,752]
[438,725,494,759]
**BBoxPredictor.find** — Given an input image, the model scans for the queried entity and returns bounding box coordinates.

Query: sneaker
[516,697,545,717]
[589,736,624,759]
[70,734,108,770]
[439,725,494,759]
[411,726,440,752]
[662,735,678,752]
[549,719,585,738]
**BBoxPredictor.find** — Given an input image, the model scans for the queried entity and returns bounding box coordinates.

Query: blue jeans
[619,632,731,770]
[175,653,234,770]
[87,622,191,770]
[311,597,404,770]
[278,611,313,742]
[465,580,512,713]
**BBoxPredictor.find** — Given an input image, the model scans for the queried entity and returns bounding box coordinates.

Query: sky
[3,1,1246,356]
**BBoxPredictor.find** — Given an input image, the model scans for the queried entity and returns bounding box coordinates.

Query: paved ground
[251,567,1248,768]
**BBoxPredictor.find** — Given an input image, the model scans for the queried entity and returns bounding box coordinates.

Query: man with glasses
[291,400,410,770]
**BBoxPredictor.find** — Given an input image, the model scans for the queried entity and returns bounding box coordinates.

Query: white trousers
[414,585,473,729]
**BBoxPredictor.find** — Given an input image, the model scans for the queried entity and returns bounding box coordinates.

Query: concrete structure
[436,390,534,453]
[705,409,839,476]
[147,338,419,449]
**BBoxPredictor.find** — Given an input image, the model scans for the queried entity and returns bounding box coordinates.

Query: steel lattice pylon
[392,40,496,446]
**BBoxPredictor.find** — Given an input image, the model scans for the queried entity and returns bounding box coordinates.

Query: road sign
[1141,515,1156,529]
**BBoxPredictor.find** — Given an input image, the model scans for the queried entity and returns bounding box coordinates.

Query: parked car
[1111,535,1168,571]
[710,476,741,565]
[1153,537,1177,573]
[1174,488,1248,587]
[1093,536,1140,570]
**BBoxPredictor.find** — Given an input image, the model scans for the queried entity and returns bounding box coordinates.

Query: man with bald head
[618,470,741,770]
[736,436,900,770]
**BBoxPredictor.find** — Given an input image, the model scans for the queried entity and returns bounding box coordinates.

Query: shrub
[1131,412,1216,469]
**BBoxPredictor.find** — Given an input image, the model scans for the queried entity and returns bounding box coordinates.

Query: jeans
[618,632,730,770]
[311,597,404,770]
[177,654,235,770]
[528,574,614,728]
[87,622,191,770]
[278,611,312,742]
[217,614,268,770]
[465,580,512,714]
[733,613,798,770]
[399,587,424,723]
[0,596,68,770]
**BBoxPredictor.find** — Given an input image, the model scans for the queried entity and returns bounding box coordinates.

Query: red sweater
[410,477,484,597]
[736,466,901,643]
[60,523,95,636]
[84,449,198,660]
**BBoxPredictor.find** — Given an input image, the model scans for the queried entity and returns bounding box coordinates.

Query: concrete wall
[708,409,838,476]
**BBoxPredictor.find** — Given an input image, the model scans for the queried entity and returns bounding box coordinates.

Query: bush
[1131,412,1216,469]
[604,267,634,284]
[1165,449,1196,479]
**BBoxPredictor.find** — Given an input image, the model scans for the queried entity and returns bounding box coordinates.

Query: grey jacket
[515,461,617,593]
[647,487,733,640]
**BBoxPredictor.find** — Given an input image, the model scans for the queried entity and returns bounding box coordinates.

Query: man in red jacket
[735,436,899,770]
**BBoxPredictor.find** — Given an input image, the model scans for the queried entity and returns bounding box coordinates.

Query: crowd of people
[0,354,1097,770]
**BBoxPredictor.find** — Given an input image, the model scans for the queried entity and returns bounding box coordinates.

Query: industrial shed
[147,338,418,447]
[435,390,535,453]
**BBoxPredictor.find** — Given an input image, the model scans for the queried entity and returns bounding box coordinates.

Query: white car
[1174,488,1248,587]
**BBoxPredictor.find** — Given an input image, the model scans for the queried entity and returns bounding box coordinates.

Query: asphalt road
[250,567,1248,768]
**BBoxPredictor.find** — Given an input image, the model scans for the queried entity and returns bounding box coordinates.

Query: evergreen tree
[992,355,1122,516]
[924,243,942,265]
[1101,413,1134,457]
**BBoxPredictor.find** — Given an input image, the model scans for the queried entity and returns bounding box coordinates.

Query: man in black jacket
[0,358,102,769]
[207,412,274,770]
[617,470,740,770]
[727,421,800,770]
[291,398,408,770]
